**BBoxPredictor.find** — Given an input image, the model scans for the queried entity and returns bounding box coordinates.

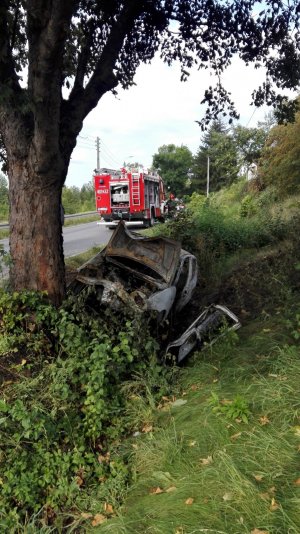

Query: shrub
[0,289,163,530]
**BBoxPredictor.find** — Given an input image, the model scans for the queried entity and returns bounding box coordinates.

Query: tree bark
[9,156,65,306]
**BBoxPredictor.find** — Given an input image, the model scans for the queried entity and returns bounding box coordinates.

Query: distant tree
[152,144,193,197]
[62,186,81,215]
[259,100,300,195]
[232,125,268,174]
[0,173,8,220]
[80,181,95,211]
[192,120,238,194]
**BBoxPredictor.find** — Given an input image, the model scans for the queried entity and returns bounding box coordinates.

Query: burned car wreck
[68,221,240,363]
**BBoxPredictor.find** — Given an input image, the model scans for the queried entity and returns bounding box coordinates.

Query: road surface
[0,221,112,257]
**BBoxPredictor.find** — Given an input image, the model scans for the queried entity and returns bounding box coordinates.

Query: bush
[151,197,298,292]
[0,289,164,530]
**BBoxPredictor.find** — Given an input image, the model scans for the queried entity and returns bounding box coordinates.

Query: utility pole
[206,155,210,197]
[96,137,100,170]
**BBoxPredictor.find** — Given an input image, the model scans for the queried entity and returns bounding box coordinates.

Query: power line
[246,107,257,127]
[78,134,123,169]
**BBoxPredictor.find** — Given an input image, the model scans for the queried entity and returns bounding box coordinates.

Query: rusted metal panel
[104,220,181,285]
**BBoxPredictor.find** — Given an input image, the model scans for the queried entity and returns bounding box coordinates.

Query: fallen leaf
[171,399,187,407]
[259,416,270,425]
[98,452,110,464]
[149,486,164,494]
[157,402,171,411]
[81,512,93,519]
[188,440,197,447]
[222,492,233,501]
[132,443,139,450]
[253,474,264,482]
[91,513,107,526]
[185,497,194,505]
[200,455,213,466]
[142,423,153,433]
[75,476,84,487]
[230,432,242,441]
[166,486,177,493]
[293,477,300,486]
[251,529,269,534]
[175,528,184,534]
[268,486,276,494]
[190,384,198,391]
[220,398,232,406]
[293,426,300,437]
[21,359,27,366]
[259,492,270,501]
[104,503,114,514]
[270,497,280,511]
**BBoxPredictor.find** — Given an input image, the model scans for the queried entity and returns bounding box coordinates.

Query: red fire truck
[94,167,166,227]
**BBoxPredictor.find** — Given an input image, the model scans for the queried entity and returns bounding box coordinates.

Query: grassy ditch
[96,305,300,534]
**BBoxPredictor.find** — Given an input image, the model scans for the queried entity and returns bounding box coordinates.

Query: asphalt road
[0,221,112,257]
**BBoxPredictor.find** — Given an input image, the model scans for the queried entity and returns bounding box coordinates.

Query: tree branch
[60,0,144,156]
[0,2,23,95]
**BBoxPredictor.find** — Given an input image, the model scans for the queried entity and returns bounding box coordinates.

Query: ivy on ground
[0,289,165,530]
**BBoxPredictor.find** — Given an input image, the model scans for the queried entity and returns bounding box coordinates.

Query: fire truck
[94,167,166,227]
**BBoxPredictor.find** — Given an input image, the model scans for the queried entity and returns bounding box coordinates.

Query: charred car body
[68,221,240,363]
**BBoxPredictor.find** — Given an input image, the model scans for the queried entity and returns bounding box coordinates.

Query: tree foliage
[192,120,238,194]
[0,1,300,301]
[259,99,300,195]
[62,182,95,213]
[232,125,268,171]
[0,173,8,220]
[152,144,193,196]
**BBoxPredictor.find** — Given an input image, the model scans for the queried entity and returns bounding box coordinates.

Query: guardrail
[0,211,97,230]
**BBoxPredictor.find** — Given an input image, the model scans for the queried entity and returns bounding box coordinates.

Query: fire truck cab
[94,167,166,227]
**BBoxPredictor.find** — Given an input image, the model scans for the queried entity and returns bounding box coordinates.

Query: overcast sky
[66,55,270,188]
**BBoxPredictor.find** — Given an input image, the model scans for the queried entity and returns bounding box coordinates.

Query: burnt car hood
[103,220,181,287]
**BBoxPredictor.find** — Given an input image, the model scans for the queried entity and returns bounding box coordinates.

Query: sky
[66,55,270,188]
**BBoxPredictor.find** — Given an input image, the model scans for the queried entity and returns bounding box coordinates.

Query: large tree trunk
[9,157,65,306]
[0,1,132,305]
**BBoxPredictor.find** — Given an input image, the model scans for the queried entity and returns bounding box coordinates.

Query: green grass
[94,308,300,534]
[65,245,103,270]
[64,214,100,226]
[0,228,9,239]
